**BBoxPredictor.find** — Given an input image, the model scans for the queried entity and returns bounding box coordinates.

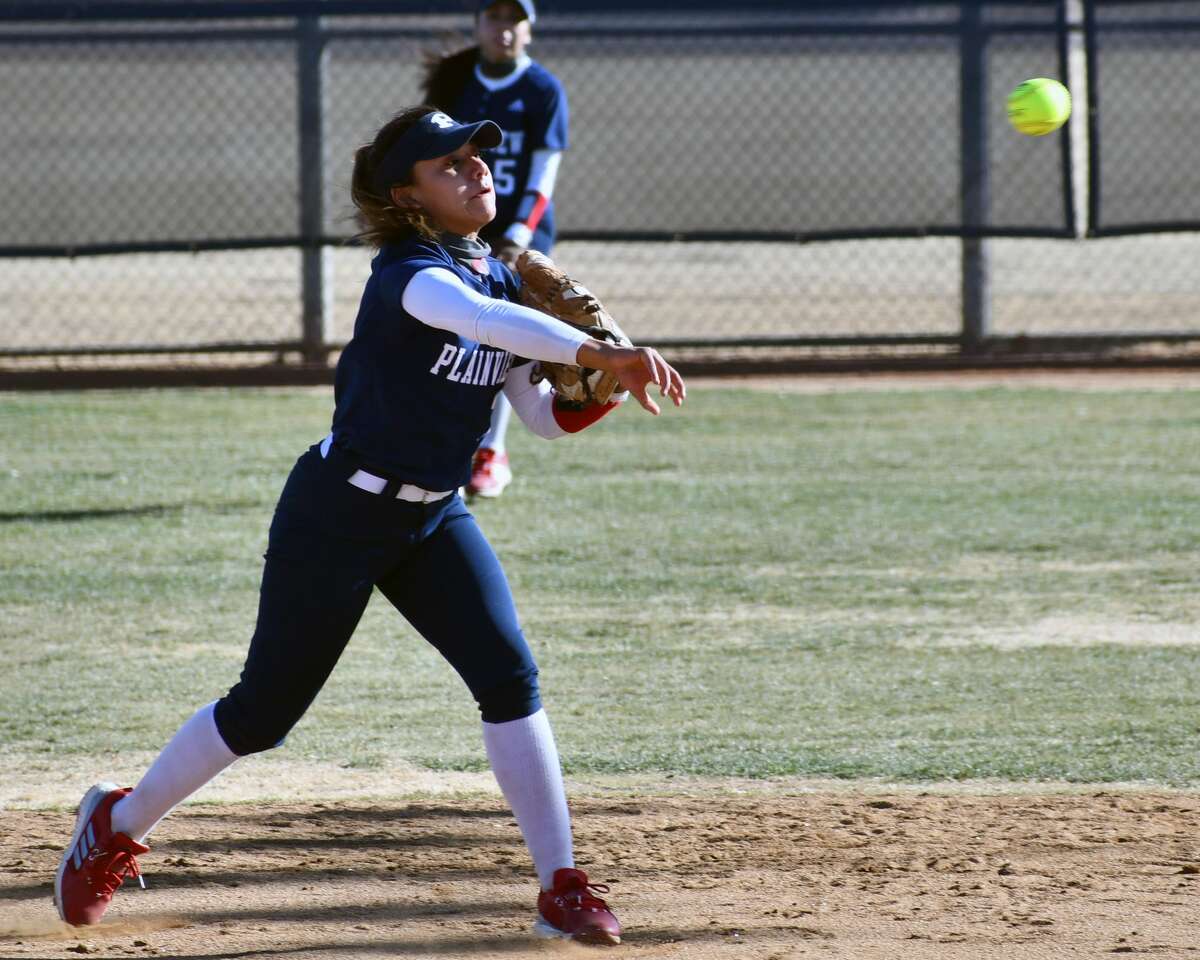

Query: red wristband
[524,192,550,233]
[551,398,620,433]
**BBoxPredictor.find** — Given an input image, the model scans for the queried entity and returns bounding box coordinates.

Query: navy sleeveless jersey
[452,60,568,245]
[331,239,524,490]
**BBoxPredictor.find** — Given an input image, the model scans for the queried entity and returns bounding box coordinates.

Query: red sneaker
[54,783,149,926]
[535,868,622,945]
[467,448,512,499]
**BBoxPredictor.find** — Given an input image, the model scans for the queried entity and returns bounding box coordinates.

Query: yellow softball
[1006,78,1072,136]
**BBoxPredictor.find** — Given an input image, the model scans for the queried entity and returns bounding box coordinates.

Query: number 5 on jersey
[490,130,523,195]
[492,158,516,194]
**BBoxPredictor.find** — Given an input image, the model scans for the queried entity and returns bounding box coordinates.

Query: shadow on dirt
[183,804,515,826]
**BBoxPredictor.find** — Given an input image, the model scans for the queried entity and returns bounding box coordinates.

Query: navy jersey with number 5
[452,58,568,250]
[331,239,523,491]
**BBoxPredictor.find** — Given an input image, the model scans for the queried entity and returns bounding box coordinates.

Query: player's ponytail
[421,43,478,112]
[350,106,441,248]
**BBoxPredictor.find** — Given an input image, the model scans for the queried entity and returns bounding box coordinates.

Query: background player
[424,0,567,498]
[53,106,684,945]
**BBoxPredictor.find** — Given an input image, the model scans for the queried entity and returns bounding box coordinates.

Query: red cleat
[54,783,149,926]
[467,448,512,499]
[535,867,622,945]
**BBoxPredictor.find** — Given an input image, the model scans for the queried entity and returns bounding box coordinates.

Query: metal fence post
[297,14,332,365]
[1064,0,1087,237]
[959,2,991,353]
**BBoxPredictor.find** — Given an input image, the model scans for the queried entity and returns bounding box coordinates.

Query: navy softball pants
[213,444,540,756]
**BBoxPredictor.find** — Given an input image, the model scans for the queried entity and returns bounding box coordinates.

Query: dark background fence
[1,0,1198,384]
[1086,0,1200,234]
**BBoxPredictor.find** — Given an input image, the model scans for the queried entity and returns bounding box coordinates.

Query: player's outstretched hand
[604,345,686,415]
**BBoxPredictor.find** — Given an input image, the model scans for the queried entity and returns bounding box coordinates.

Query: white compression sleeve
[525,149,563,200]
[401,267,588,366]
[504,150,563,247]
[503,361,567,439]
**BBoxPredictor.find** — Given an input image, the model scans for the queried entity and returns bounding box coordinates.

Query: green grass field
[1,384,1198,785]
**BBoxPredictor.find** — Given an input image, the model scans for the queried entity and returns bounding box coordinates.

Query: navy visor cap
[372,111,503,198]
[479,0,536,23]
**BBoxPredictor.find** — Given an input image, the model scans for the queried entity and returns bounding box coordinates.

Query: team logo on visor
[430,113,455,128]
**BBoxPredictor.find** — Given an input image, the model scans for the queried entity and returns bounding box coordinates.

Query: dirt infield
[2,787,1197,960]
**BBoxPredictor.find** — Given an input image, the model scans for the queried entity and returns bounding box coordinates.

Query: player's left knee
[474,669,541,724]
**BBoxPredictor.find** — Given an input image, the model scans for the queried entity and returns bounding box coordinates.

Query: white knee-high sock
[480,394,512,454]
[110,702,238,844]
[482,708,574,889]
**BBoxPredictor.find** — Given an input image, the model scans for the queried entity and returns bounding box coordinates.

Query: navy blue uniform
[213,240,540,755]
[452,60,568,253]
[333,239,523,490]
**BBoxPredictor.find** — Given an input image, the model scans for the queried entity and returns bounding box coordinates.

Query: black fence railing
[1086,0,1200,235]
[1,0,1198,382]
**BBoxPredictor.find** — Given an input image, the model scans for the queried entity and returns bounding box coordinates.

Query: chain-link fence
[1,0,1198,382]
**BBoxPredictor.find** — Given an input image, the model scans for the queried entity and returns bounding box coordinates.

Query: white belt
[348,470,452,503]
[320,435,452,504]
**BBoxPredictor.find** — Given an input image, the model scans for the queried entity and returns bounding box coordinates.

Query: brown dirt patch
[2,791,1198,959]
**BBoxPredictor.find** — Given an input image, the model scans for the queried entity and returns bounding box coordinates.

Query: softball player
[53,105,685,945]
[423,0,568,498]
